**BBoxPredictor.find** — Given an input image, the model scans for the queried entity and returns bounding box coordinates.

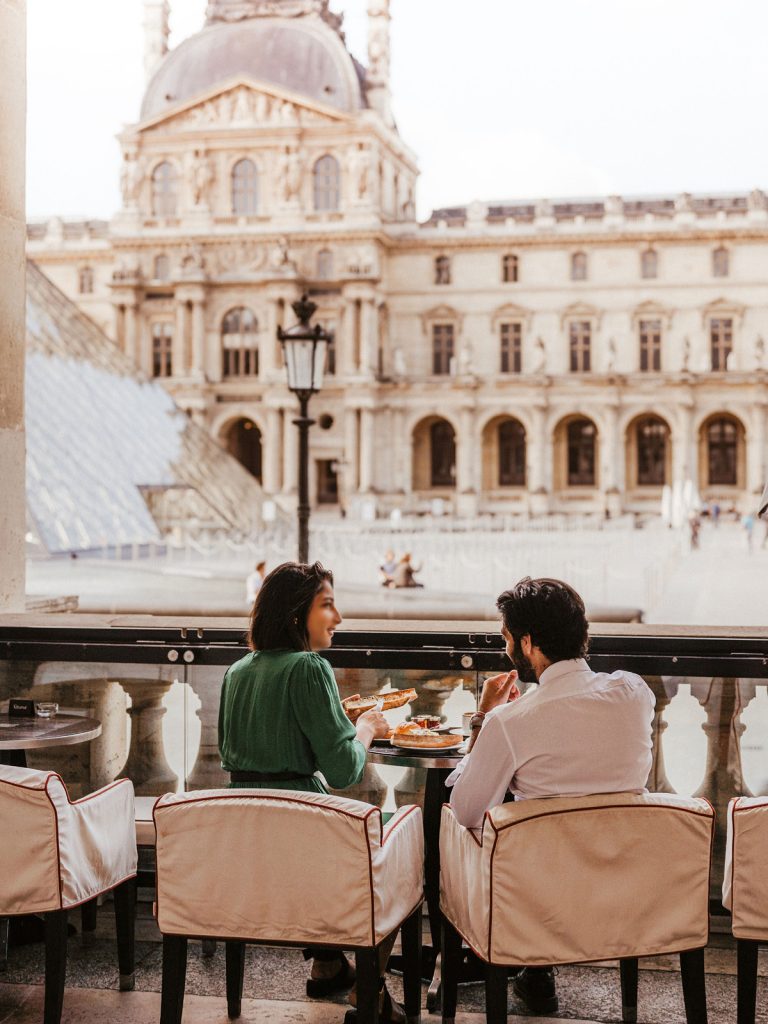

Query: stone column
[281,407,298,495]
[190,294,206,378]
[174,299,188,377]
[358,406,374,493]
[360,298,377,376]
[261,292,280,377]
[186,668,228,791]
[344,407,359,493]
[644,676,676,794]
[747,400,767,496]
[124,301,139,365]
[674,399,694,484]
[528,403,547,493]
[602,401,622,515]
[340,299,356,376]
[263,406,282,495]
[118,678,178,795]
[0,0,26,611]
[456,405,476,494]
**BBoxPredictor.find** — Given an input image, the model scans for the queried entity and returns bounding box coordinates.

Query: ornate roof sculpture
[25,261,272,554]
[141,0,362,120]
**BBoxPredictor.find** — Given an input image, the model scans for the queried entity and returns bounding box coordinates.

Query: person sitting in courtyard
[392,552,423,588]
[379,549,397,587]
[447,576,655,1015]
[218,560,405,1023]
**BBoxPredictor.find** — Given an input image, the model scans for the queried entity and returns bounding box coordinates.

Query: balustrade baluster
[185,668,227,791]
[644,676,677,794]
[118,678,178,795]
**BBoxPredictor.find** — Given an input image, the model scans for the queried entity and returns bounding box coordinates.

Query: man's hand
[478,671,521,715]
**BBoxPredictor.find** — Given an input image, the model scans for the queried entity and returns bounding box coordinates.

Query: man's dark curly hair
[496,577,589,662]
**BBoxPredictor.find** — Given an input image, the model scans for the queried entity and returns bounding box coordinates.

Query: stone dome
[141,16,366,121]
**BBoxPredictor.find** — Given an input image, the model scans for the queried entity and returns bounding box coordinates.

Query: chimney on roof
[144,1,171,84]
[367,0,393,127]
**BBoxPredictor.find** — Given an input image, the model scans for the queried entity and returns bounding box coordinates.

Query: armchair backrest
[0,765,69,914]
[154,789,408,947]
[482,792,713,964]
[723,796,768,940]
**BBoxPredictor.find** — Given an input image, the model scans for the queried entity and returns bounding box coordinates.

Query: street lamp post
[277,294,331,563]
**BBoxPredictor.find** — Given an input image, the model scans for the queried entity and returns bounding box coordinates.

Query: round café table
[0,713,102,768]
[368,739,475,1011]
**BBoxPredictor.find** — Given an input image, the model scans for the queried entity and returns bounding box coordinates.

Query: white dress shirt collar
[537,657,591,688]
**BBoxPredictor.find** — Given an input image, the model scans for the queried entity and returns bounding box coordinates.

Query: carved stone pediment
[420,304,463,335]
[700,297,746,327]
[137,77,350,136]
[491,302,532,329]
[631,300,673,328]
[559,301,602,330]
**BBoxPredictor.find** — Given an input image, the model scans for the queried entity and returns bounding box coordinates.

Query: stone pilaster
[0,0,26,611]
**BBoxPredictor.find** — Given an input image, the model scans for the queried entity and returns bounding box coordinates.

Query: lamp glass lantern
[278,296,330,397]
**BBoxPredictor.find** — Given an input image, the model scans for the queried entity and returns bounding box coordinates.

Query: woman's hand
[478,671,521,715]
[355,707,389,749]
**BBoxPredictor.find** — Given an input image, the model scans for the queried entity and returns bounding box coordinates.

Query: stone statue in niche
[180,244,206,274]
[756,335,765,370]
[458,344,475,376]
[347,144,372,201]
[189,150,215,207]
[120,153,144,206]
[533,335,547,372]
[606,336,617,372]
[269,236,296,272]
[393,346,406,377]
[278,146,303,203]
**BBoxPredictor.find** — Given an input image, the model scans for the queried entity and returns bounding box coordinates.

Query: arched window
[153,254,170,281]
[707,417,738,485]
[567,418,596,486]
[570,251,588,281]
[225,418,262,481]
[316,249,334,280]
[712,246,729,278]
[151,323,173,378]
[231,158,258,215]
[498,420,526,486]
[435,255,451,285]
[502,253,519,283]
[430,420,456,487]
[222,307,259,378]
[641,249,658,279]
[636,417,668,486]
[151,161,179,217]
[313,155,340,211]
[78,266,94,294]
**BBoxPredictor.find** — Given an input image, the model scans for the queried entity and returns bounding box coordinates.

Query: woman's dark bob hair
[248,561,333,652]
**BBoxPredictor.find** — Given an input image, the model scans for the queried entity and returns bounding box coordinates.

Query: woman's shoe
[306,953,356,998]
[344,981,406,1023]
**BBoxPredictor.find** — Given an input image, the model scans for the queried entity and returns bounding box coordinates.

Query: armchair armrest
[56,779,138,908]
[372,804,424,943]
[439,804,491,959]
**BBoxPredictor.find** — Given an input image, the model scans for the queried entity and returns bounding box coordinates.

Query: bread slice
[344,688,417,714]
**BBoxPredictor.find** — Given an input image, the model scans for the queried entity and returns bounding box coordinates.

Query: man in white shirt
[448,576,655,1015]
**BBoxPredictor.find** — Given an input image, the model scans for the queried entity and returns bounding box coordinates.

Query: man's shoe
[512,966,559,1015]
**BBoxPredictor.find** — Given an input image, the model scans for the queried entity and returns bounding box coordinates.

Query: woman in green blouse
[218,562,402,1021]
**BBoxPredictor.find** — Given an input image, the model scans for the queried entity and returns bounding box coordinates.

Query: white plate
[390,737,466,753]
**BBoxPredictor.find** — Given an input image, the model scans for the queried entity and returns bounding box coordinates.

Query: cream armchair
[440,792,714,1024]
[154,788,424,1023]
[723,796,768,1024]
[0,764,138,1024]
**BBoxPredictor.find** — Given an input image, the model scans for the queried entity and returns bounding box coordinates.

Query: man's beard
[512,646,538,684]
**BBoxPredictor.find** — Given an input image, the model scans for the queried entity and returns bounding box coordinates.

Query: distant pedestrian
[743,514,756,552]
[689,515,701,550]
[245,560,267,606]
[393,552,424,589]
[710,502,721,527]
[379,550,397,588]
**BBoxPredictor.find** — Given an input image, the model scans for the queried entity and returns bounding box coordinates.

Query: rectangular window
[569,321,591,372]
[710,318,733,371]
[316,460,339,504]
[432,323,454,375]
[500,322,522,373]
[152,323,173,378]
[639,319,662,371]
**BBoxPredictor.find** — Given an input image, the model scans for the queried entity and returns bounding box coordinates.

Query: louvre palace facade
[27,0,768,519]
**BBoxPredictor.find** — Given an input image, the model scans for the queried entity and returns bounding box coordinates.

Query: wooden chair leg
[620,956,639,1023]
[113,878,136,990]
[0,916,8,972]
[80,898,98,944]
[440,917,462,1024]
[401,907,422,1023]
[161,934,188,1024]
[737,939,759,1024]
[680,948,707,1024]
[44,909,68,1024]
[355,946,380,1024]
[485,963,508,1024]
[225,941,246,1020]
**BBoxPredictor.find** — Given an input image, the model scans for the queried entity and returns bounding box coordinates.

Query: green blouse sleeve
[289,654,366,790]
